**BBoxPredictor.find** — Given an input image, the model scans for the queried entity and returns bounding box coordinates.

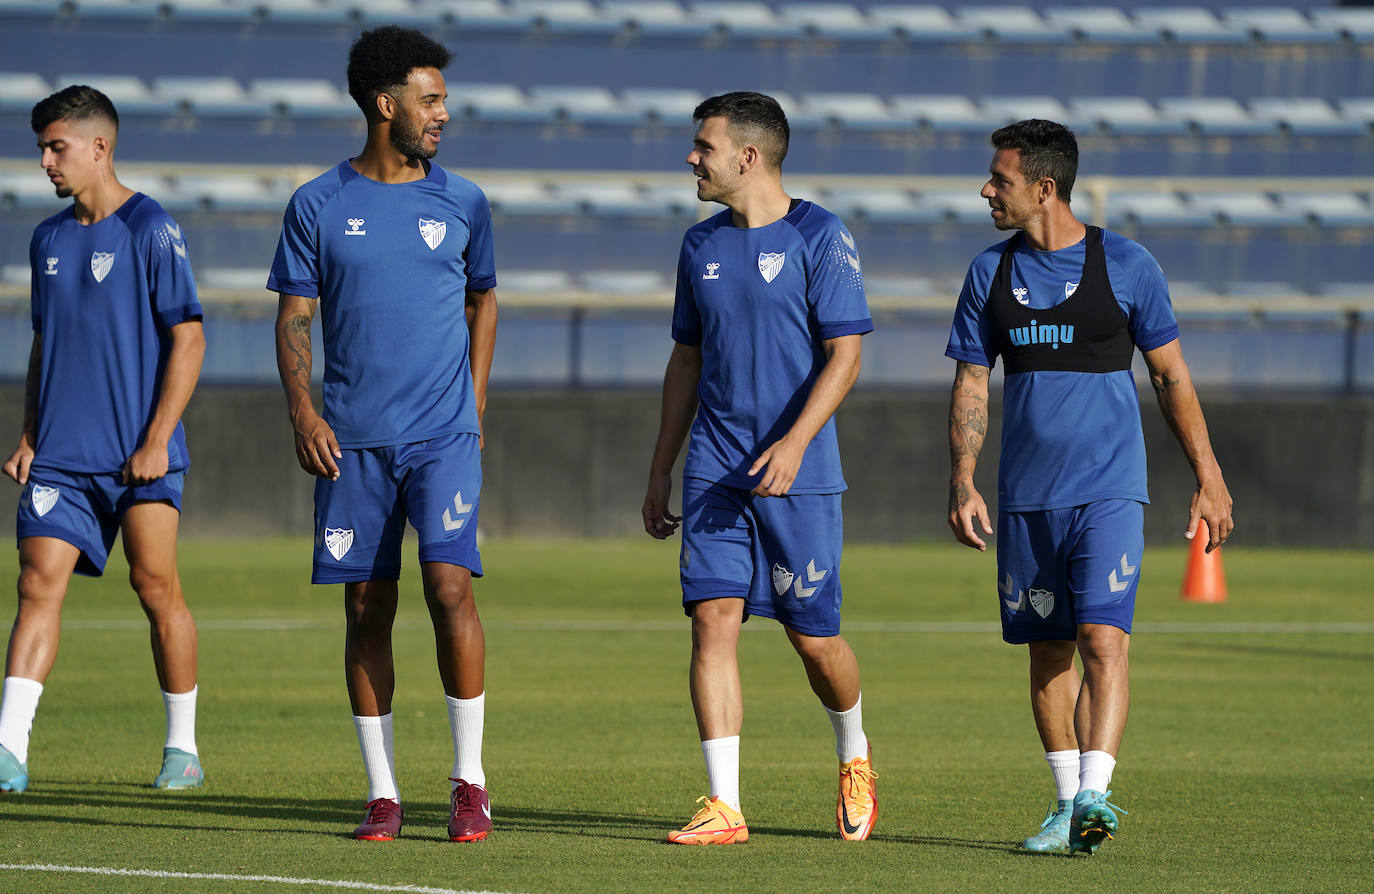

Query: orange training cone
[1180,519,1227,603]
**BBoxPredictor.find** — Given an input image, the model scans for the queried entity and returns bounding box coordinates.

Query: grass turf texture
[0,539,1370,893]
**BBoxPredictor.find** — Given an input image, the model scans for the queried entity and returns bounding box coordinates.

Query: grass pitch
[0,538,1370,893]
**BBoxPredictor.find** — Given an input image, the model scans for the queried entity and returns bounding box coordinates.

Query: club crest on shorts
[324,527,354,561]
[771,562,794,596]
[1029,587,1055,619]
[90,251,114,283]
[418,218,446,251]
[757,251,785,283]
[29,484,60,517]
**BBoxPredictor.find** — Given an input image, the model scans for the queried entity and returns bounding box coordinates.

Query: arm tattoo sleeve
[283,312,314,390]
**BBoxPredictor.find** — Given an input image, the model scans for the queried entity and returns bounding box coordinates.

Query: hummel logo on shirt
[345,218,366,236]
[702,262,721,280]
[1013,287,1030,305]
[44,257,58,276]
[164,221,182,241]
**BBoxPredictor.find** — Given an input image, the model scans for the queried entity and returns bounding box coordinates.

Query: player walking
[945,119,1233,854]
[1,86,206,792]
[269,27,498,842]
[643,92,878,844]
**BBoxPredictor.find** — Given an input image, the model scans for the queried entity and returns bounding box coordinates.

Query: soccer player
[642,92,877,844]
[0,86,206,792]
[945,119,1234,854]
[268,27,498,843]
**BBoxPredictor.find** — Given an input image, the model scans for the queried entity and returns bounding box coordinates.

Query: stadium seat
[1184,191,1307,228]
[919,186,996,225]
[1106,191,1212,228]
[419,0,533,30]
[0,170,67,210]
[0,0,74,17]
[0,263,29,286]
[71,0,165,21]
[447,82,547,123]
[979,95,1070,128]
[347,0,444,26]
[819,187,940,225]
[687,2,805,39]
[618,87,706,124]
[483,180,581,216]
[1158,96,1277,135]
[1132,7,1250,43]
[866,5,981,42]
[172,174,292,213]
[1221,7,1336,44]
[1069,96,1187,135]
[552,182,674,217]
[512,0,619,35]
[0,72,50,112]
[258,0,352,25]
[777,3,891,42]
[496,269,577,293]
[248,78,356,119]
[600,0,714,37]
[152,76,273,117]
[55,74,177,115]
[578,269,668,294]
[1043,6,1153,43]
[861,274,940,299]
[799,92,903,131]
[638,182,703,217]
[1275,191,1374,228]
[1310,8,1374,43]
[1336,98,1374,130]
[1248,98,1368,137]
[889,94,988,132]
[198,267,273,291]
[954,6,1073,43]
[527,85,640,125]
[163,0,261,23]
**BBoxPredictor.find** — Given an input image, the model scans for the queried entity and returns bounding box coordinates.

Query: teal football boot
[1070,789,1127,854]
[0,743,27,793]
[153,747,204,789]
[1022,799,1072,852]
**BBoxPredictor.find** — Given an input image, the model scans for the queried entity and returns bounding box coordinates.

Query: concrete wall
[0,385,1370,548]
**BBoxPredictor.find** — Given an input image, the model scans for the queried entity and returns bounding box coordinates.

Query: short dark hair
[31,85,119,134]
[693,91,790,169]
[990,119,1078,203]
[346,26,454,116]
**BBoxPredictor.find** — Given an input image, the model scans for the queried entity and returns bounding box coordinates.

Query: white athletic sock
[701,736,741,812]
[0,676,43,764]
[446,692,485,788]
[162,686,198,755]
[825,694,868,764]
[1045,749,1080,801]
[1079,750,1117,795]
[354,713,399,803]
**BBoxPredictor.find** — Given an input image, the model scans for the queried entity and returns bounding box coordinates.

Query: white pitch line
[0,863,513,894]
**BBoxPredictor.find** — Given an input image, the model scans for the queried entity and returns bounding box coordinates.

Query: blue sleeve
[1108,236,1179,351]
[945,257,996,367]
[670,237,702,346]
[808,219,872,339]
[464,186,497,292]
[145,213,203,331]
[267,190,320,298]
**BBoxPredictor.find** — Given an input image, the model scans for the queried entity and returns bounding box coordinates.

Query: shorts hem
[311,567,402,585]
[681,579,749,603]
[416,549,483,578]
[16,527,106,576]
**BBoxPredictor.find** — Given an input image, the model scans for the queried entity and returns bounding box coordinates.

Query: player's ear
[375,91,396,122]
[1038,176,1056,204]
[90,134,110,163]
[739,143,758,174]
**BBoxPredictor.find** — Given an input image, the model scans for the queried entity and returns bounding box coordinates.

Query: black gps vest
[987,226,1135,375]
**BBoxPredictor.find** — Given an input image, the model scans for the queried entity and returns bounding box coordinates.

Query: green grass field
[0,538,1370,893]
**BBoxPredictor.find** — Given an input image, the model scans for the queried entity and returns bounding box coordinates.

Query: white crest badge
[1028,588,1055,619]
[324,527,354,561]
[30,484,60,517]
[90,251,114,283]
[771,563,794,597]
[1065,281,1080,300]
[757,251,785,283]
[418,218,446,251]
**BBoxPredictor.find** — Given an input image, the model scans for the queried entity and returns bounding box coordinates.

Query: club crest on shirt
[90,251,114,283]
[418,218,446,251]
[324,527,354,561]
[29,484,60,517]
[1065,281,1080,299]
[757,251,785,283]
[1028,587,1055,619]
[771,562,794,596]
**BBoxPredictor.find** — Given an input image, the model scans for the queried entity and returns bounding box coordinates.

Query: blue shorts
[313,432,483,584]
[679,478,845,637]
[996,499,1144,643]
[15,468,184,577]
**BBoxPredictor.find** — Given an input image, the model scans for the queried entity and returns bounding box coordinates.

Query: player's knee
[16,566,63,606]
[129,567,178,608]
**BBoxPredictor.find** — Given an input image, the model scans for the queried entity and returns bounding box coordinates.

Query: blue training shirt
[28,193,202,475]
[267,161,497,449]
[672,200,873,494]
[945,228,1180,511]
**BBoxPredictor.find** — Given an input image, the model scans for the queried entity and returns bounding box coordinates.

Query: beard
[55,184,73,198]
[390,114,438,161]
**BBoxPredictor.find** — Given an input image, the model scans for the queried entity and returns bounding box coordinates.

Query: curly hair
[990,119,1078,203]
[346,26,454,117]
[693,91,790,170]
[31,84,119,135]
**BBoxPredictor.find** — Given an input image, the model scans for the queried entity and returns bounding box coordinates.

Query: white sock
[0,677,43,764]
[824,693,868,764]
[162,686,198,755]
[353,713,399,803]
[1079,750,1117,795]
[701,736,740,812]
[446,692,485,788]
[1045,749,1080,801]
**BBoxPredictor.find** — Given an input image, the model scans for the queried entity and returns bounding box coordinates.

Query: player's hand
[948,478,994,551]
[748,437,805,497]
[3,438,34,485]
[1186,475,1233,553]
[122,440,170,485]
[293,408,342,480]
[642,473,681,539]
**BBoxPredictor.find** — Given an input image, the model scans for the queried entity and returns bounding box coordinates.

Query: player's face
[981,148,1043,231]
[387,67,449,161]
[686,116,742,204]
[37,119,100,199]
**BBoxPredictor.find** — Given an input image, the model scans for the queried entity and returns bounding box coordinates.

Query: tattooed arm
[275,293,340,480]
[1142,338,1233,552]
[947,359,995,551]
[3,333,41,485]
